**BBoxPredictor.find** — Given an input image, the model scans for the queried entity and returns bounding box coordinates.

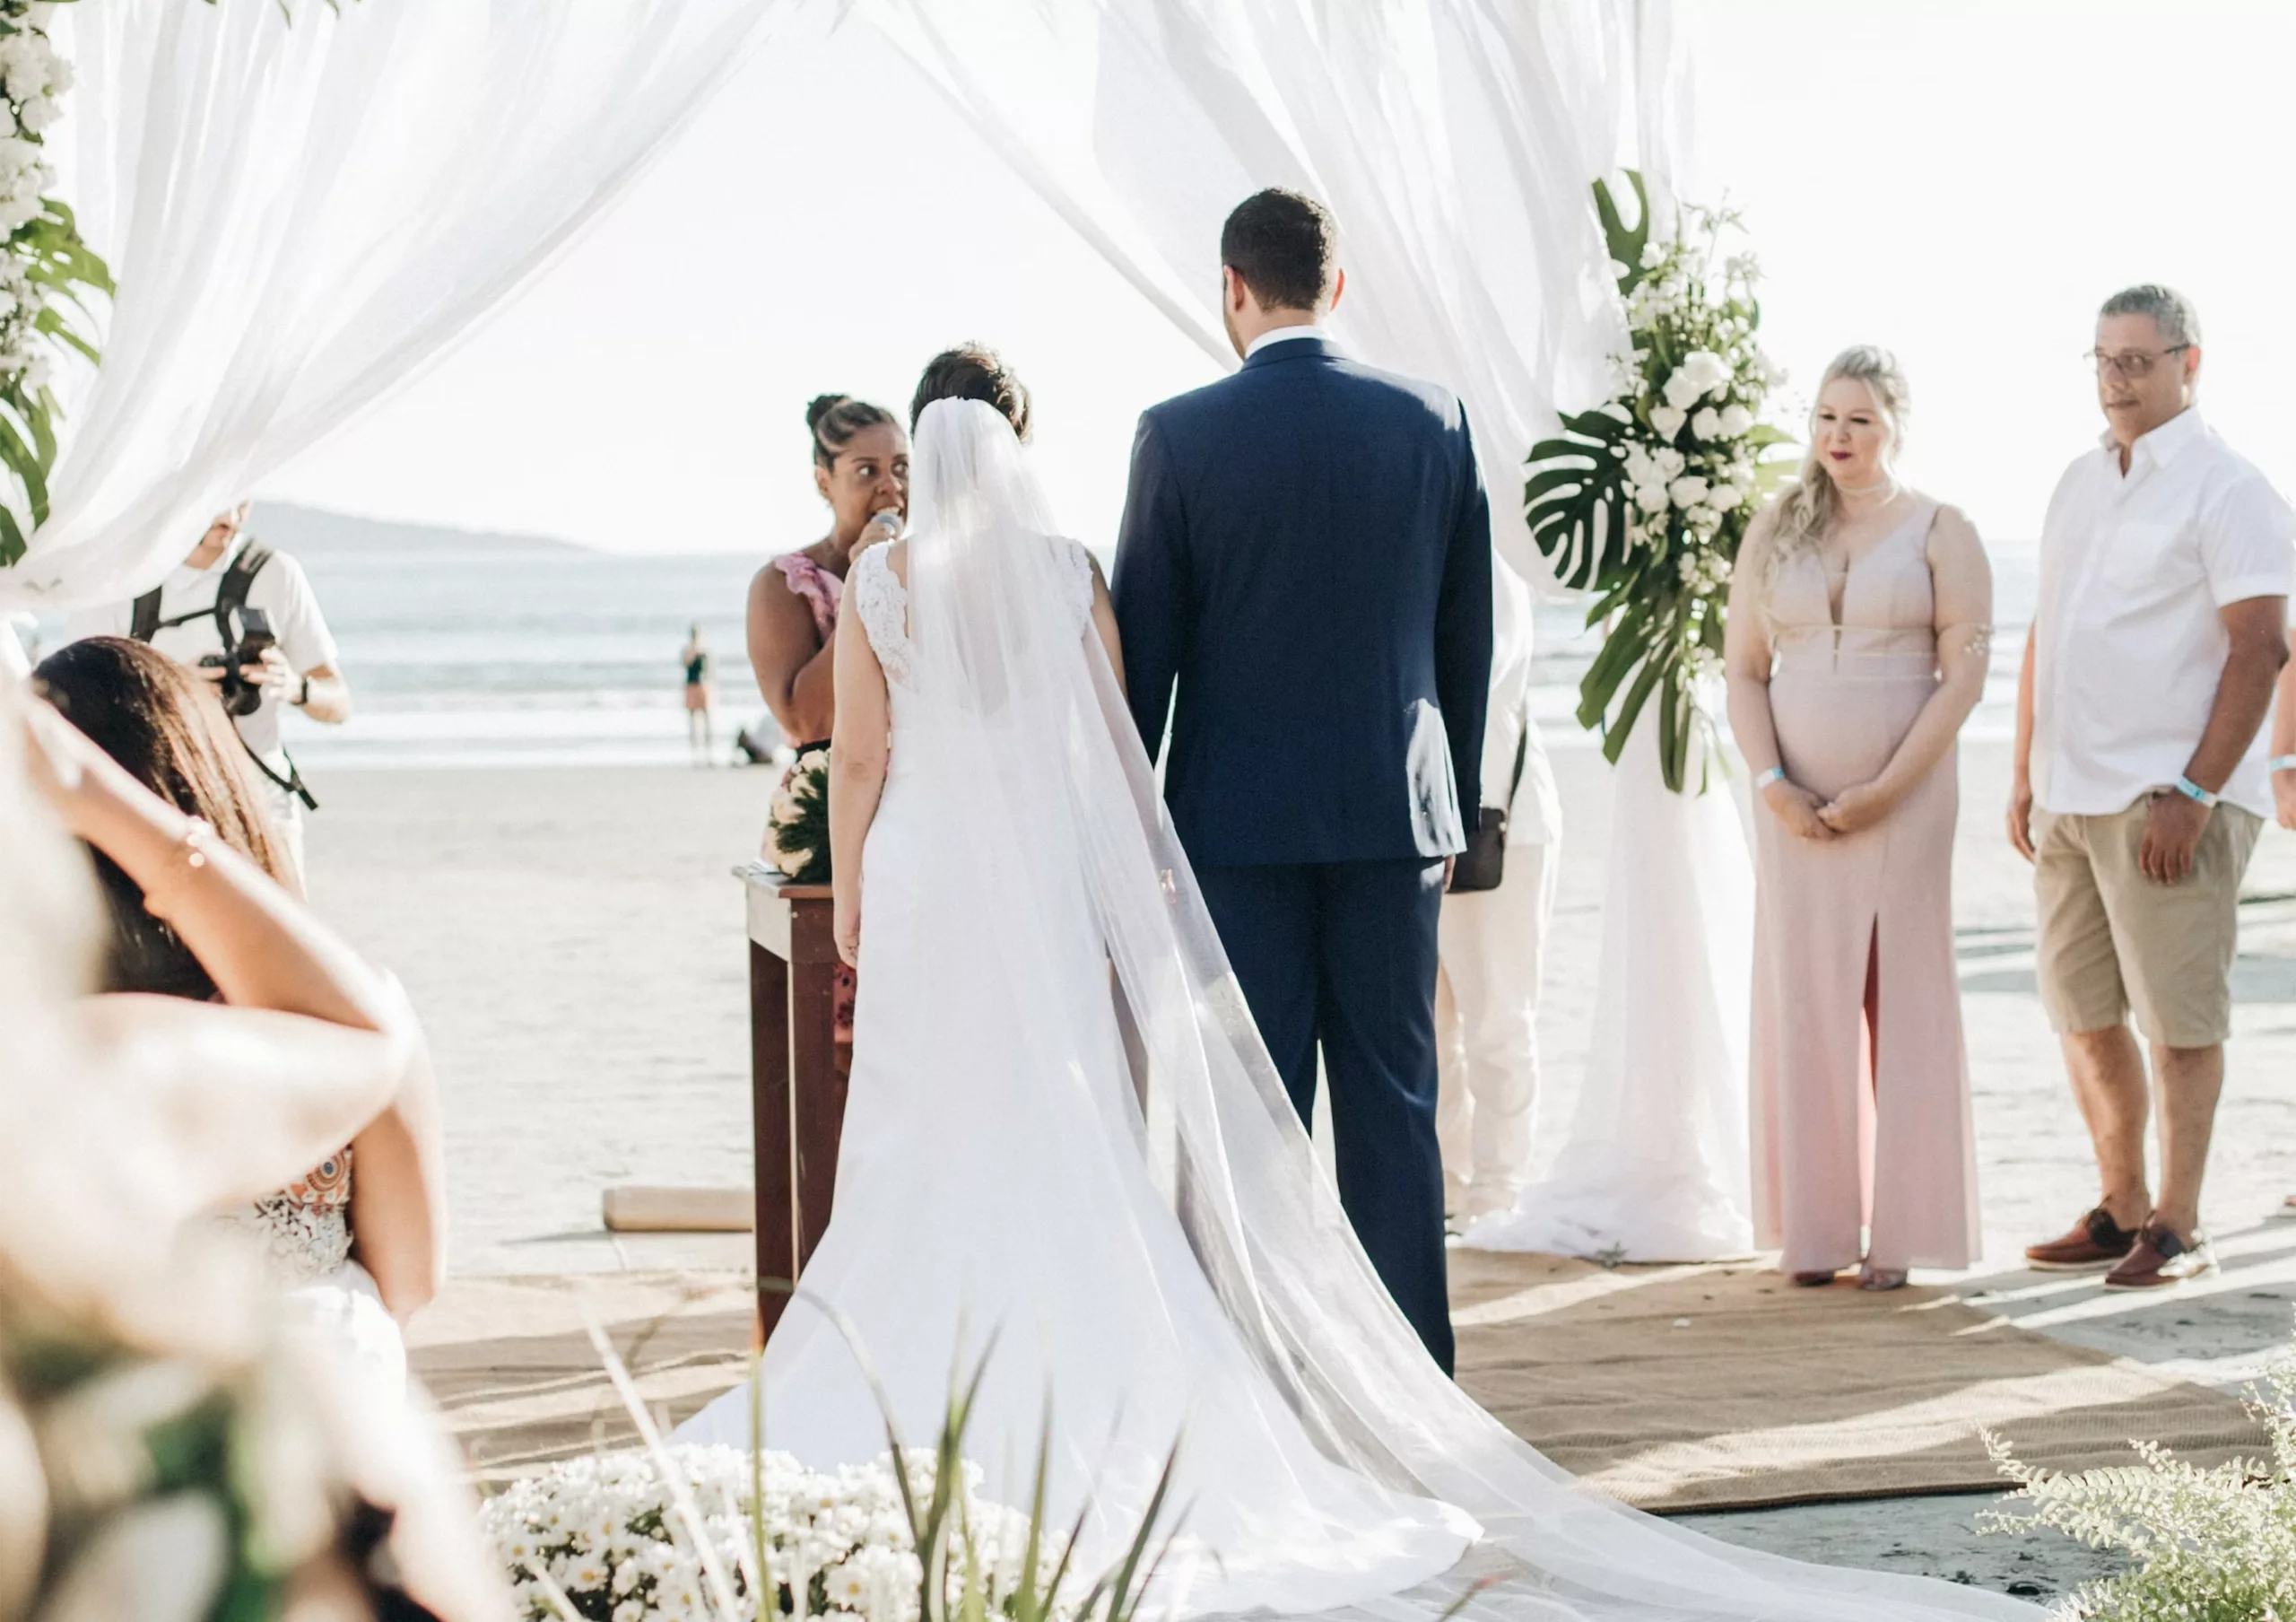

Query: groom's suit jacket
[1112,334,1493,866]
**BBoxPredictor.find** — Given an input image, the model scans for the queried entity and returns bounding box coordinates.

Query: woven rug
[1450,1250,2259,1511]
[409,1259,2261,1510]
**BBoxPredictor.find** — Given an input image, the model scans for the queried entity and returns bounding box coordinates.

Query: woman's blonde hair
[1762,345,1911,589]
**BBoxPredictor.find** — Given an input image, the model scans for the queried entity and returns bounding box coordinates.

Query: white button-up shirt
[2032,408,2295,819]
[1244,322,1328,358]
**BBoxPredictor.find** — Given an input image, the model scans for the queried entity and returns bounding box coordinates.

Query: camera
[198,606,276,719]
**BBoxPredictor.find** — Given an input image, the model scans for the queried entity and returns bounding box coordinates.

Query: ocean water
[25,540,2039,771]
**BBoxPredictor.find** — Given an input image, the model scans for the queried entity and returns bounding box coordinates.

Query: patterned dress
[218,1149,355,1286]
[773,550,857,1044]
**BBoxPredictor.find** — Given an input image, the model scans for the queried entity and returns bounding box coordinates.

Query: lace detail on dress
[1061,538,1097,621]
[849,544,916,690]
[217,1149,353,1286]
[851,539,1092,693]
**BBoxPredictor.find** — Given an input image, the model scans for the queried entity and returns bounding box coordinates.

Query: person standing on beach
[1433,554,1560,1227]
[72,503,350,885]
[1112,188,1492,1372]
[681,623,713,764]
[747,395,906,1059]
[2013,285,2294,1289]
[1726,347,1989,1294]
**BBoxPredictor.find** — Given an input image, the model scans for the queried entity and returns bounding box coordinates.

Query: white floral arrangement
[1526,170,1792,792]
[483,1444,1067,1622]
[765,750,832,885]
[0,1,108,566]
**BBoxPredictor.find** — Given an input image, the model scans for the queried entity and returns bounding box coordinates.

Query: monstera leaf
[1524,403,1636,593]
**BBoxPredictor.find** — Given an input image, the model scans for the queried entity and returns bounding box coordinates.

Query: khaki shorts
[2033,798,2260,1049]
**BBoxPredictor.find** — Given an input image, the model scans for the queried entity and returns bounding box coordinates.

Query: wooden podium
[737,861,845,1340]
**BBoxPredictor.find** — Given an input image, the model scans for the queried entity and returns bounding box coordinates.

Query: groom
[1112,188,1492,1372]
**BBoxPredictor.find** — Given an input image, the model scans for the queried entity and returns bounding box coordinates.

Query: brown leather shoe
[2023,1206,2138,1272]
[2103,1223,2216,1291]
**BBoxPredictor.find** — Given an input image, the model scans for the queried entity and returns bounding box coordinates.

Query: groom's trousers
[1194,857,1455,1374]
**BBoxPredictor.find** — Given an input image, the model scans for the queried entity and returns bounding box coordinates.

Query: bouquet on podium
[764,750,831,884]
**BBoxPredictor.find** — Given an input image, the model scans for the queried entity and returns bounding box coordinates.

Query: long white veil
[900,398,2031,1620]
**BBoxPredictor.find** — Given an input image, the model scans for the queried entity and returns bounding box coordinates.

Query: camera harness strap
[127,542,319,811]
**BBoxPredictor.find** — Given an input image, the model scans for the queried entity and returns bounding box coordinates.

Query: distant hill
[247,502,587,556]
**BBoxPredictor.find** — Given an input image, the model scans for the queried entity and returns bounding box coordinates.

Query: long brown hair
[33,636,294,998]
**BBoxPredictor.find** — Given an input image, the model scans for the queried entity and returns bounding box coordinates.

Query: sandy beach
[304,737,2296,1593]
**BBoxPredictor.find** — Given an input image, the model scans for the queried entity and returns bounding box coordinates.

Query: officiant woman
[746,394,908,748]
[1725,346,1990,1292]
[748,393,906,1060]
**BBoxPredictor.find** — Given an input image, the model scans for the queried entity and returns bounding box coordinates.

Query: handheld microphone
[868,509,902,539]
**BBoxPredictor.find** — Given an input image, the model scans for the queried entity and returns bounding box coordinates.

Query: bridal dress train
[676,400,2032,1621]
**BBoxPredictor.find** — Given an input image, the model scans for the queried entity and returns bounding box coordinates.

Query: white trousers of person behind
[1435,841,1556,1223]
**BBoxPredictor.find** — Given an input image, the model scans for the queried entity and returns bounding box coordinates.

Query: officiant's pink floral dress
[1750,499,1979,1275]
[773,551,857,1045]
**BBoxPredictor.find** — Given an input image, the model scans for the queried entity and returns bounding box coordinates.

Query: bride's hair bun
[807,394,897,469]
[911,345,1031,443]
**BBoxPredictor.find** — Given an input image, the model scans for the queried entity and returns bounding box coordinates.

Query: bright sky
[261,1,2296,557]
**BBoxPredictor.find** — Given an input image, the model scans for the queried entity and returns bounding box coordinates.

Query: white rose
[1668,475,1710,510]
[18,96,56,135]
[1661,370,1703,411]
[1639,241,1666,269]
[1633,482,1670,514]
[1622,445,1657,486]
[1677,349,1732,400]
[1718,403,1754,439]
[1685,502,1720,529]
[1655,446,1687,477]
[1707,482,1744,511]
[1648,404,1685,440]
[1690,407,1722,441]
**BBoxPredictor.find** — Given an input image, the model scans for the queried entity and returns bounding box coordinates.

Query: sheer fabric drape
[0,0,791,612]
[866,0,1695,577]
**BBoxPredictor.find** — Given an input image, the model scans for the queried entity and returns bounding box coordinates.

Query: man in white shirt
[1435,557,1560,1223]
[2012,285,2293,1289]
[72,504,351,877]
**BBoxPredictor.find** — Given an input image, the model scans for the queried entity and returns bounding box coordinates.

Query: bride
[677,393,2033,1619]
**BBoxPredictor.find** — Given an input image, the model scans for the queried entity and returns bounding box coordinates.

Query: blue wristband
[2174,775,2220,808]
[2271,755,2296,774]
[1754,766,1787,790]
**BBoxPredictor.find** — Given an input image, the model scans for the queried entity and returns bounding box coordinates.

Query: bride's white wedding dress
[678,400,2031,1620]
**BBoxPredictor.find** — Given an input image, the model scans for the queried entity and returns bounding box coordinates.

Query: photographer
[73,502,349,878]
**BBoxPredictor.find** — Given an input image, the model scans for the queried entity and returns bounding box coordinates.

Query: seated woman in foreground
[35,636,445,1383]
[2,678,491,1619]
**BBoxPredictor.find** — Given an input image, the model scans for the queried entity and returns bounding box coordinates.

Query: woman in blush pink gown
[1725,347,1992,1290]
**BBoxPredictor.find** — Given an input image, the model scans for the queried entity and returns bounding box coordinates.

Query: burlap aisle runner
[406,1272,756,1481]
[410,1258,2261,1510]
[1449,1250,2259,1511]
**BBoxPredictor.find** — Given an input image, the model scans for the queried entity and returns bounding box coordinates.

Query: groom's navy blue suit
[1112,332,1492,1373]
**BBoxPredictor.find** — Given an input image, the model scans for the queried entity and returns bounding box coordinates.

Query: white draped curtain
[869,0,1698,578]
[0,0,795,614]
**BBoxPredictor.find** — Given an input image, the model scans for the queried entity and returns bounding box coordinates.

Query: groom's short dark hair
[1221,189,1335,313]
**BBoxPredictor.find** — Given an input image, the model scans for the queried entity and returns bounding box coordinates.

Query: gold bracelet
[142,817,220,920]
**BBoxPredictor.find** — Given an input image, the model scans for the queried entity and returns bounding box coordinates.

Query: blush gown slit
[1750,498,1981,1276]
